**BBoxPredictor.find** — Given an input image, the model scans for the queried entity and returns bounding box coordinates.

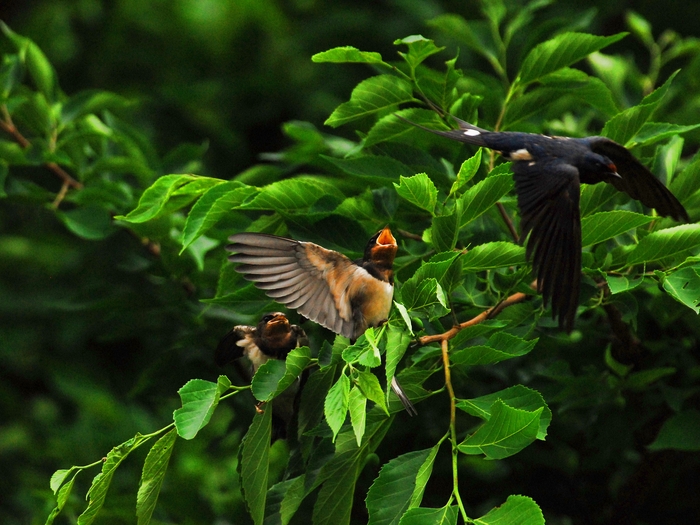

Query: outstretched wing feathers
[227,233,357,339]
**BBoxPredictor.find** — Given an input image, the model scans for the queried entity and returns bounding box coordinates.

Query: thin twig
[419,290,529,345]
[397,229,423,241]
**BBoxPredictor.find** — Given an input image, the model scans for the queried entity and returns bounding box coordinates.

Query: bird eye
[262,314,274,323]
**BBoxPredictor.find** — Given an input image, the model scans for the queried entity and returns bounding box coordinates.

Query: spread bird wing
[291,325,309,348]
[215,325,254,367]
[513,159,582,332]
[227,233,358,339]
[588,137,689,222]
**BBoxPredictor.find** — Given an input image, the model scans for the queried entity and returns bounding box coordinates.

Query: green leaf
[46,470,80,525]
[325,75,415,127]
[624,367,675,390]
[400,277,449,320]
[648,409,700,451]
[1,22,57,99]
[398,505,459,525]
[357,369,389,415]
[670,151,700,205]
[632,122,700,148]
[626,224,700,265]
[605,274,644,294]
[581,211,654,247]
[366,447,438,525]
[451,332,537,366]
[395,35,445,70]
[325,373,350,441]
[239,407,271,525]
[458,400,542,459]
[393,173,438,214]
[449,149,482,196]
[459,173,514,226]
[385,325,411,406]
[430,202,462,252]
[518,32,627,86]
[602,71,678,145]
[173,379,224,440]
[475,495,544,525]
[56,205,116,241]
[117,174,200,223]
[181,181,257,251]
[61,90,133,124]
[312,450,362,525]
[411,252,463,293]
[136,429,177,525]
[77,435,148,525]
[348,386,367,446]
[457,385,551,440]
[461,242,525,272]
[662,266,700,313]
[324,154,414,183]
[579,183,617,217]
[251,346,311,402]
[312,46,387,65]
[242,177,343,211]
[265,476,306,525]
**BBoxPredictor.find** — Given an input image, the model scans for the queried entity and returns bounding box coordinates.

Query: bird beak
[377,227,396,246]
[267,313,290,329]
[608,163,622,179]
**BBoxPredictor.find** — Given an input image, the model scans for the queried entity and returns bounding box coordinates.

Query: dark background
[1,1,699,524]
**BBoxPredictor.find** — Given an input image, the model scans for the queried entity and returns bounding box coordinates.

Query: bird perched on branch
[401,112,689,332]
[226,227,417,416]
[215,312,308,439]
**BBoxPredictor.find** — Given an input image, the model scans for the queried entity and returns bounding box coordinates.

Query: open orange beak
[377,226,396,246]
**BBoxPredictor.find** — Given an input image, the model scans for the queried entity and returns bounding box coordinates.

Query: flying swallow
[402,113,689,332]
[226,227,417,415]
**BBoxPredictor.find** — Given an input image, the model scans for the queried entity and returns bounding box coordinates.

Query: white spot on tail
[463,129,481,136]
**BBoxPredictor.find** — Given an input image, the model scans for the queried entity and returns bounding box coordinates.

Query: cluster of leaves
[3,1,700,524]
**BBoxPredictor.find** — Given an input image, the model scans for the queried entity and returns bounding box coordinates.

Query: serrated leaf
[396,35,445,70]
[325,75,415,128]
[324,154,414,183]
[412,251,463,293]
[626,224,700,265]
[239,407,271,525]
[46,470,80,525]
[394,173,438,214]
[579,182,617,217]
[265,476,307,525]
[385,325,411,407]
[518,32,627,86]
[348,386,367,446]
[632,122,700,148]
[61,90,133,123]
[648,409,700,451]
[398,505,459,525]
[357,369,389,415]
[136,429,177,525]
[312,46,386,65]
[451,332,536,366]
[662,266,700,313]
[457,385,551,440]
[459,173,514,226]
[1,22,57,99]
[475,495,544,525]
[173,379,221,440]
[606,274,644,294]
[181,181,257,251]
[117,174,199,223]
[57,205,115,240]
[311,450,362,525]
[581,211,654,247]
[242,177,342,211]
[450,149,482,196]
[670,151,700,203]
[400,277,449,319]
[77,435,147,525]
[458,400,542,459]
[602,72,679,145]
[251,346,311,402]
[430,203,462,251]
[461,242,525,272]
[366,447,438,525]
[325,374,350,441]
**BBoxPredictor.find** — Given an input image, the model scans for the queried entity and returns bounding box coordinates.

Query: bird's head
[586,152,622,181]
[258,312,291,337]
[364,226,398,268]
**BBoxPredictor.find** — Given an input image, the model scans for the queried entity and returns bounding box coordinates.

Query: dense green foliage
[2,1,700,524]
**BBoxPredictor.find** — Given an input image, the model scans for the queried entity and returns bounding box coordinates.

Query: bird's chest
[237,336,268,372]
[349,272,394,326]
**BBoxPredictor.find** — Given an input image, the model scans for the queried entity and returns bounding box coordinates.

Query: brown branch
[1,105,83,190]
[496,202,519,242]
[397,229,424,241]
[419,290,530,345]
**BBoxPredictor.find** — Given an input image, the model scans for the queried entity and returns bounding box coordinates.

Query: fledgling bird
[226,227,417,416]
[404,113,689,332]
[215,312,308,439]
